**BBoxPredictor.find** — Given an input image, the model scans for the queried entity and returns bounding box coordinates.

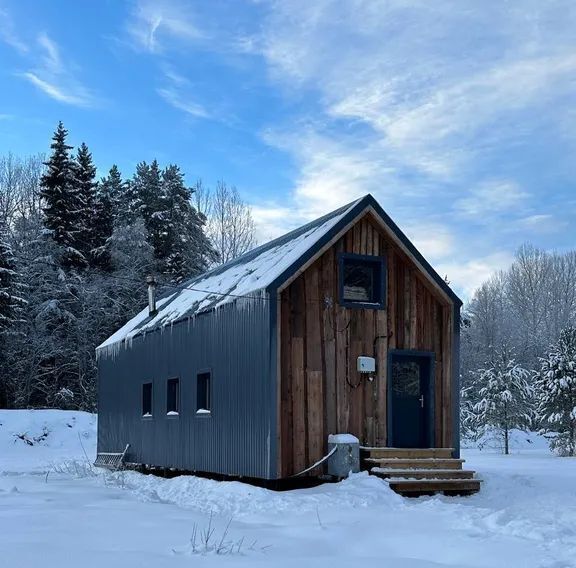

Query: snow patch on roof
[97,198,362,352]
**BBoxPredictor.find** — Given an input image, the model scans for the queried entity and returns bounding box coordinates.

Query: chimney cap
[146,275,157,286]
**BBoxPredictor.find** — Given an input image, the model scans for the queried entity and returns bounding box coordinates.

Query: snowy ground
[1,411,576,568]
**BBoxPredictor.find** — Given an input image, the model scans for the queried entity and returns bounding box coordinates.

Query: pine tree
[74,142,98,263]
[0,227,25,335]
[185,201,218,278]
[40,122,85,269]
[102,165,125,212]
[92,166,123,270]
[140,160,166,259]
[535,327,576,456]
[129,161,217,280]
[161,164,191,279]
[161,164,218,281]
[468,347,534,454]
[107,164,137,225]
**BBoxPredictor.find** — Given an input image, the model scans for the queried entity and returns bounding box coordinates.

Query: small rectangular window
[197,372,211,414]
[167,378,179,415]
[142,382,153,417]
[339,253,386,309]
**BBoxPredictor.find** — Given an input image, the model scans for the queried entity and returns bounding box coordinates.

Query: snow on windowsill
[166,411,179,417]
[142,413,153,418]
[196,409,211,416]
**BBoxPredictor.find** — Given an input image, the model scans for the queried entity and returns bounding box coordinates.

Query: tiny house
[97,194,478,494]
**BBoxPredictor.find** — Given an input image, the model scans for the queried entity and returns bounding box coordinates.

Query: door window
[392,361,421,397]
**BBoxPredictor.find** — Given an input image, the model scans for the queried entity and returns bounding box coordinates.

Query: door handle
[419,395,424,408]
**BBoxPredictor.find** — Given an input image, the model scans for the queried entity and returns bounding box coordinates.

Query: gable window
[142,382,153,417]
[166,378,180,416]
[339,253,386,309]
[196,371,211,415]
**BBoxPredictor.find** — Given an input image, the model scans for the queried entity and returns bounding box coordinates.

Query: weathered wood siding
[278,213,455,477]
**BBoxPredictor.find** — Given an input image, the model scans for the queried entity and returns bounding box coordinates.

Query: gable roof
[98,194,461,352]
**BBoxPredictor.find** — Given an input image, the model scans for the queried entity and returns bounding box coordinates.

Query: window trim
[142,381,153,419]
[166,377,180,417]
[196,368,212,417]
[338,252,386,310]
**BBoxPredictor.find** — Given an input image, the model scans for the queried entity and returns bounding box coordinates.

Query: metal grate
[94,444,130,470]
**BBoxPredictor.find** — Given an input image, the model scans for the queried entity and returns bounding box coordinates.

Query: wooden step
[361,447,454,459]
[385,478,482,496]
[364,458,465,470]
[371,468,475,480]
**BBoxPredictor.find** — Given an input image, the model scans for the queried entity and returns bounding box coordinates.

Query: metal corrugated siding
[97,297,275,479]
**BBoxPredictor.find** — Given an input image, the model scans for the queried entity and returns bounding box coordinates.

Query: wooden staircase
[361,447,481,496]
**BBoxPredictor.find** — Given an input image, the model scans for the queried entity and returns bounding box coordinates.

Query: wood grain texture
[278,214,455,477]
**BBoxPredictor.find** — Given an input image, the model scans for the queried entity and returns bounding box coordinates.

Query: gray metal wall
[97,298,276,479]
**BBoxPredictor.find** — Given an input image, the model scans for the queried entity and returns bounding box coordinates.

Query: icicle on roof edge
[97,197,363,353]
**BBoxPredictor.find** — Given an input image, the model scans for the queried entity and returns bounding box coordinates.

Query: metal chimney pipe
[146,275,157,317]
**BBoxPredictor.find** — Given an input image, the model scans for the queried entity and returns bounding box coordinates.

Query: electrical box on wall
[357,356,376,373]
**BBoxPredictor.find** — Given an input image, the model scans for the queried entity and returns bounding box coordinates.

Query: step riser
[361,448,454,459]
[373,470,474,480]
[389,481,481,495]
[364,459,464,470]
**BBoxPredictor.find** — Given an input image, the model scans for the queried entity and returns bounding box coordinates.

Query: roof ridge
[181,194,367,288]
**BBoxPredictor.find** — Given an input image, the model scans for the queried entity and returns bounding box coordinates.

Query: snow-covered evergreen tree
[0,137,250,410]
[40,122,85,270]
[0,226,25,334]
[107,219,155,322]
[468,347,534,454]
[127,161,217,281]
[0,225,26,406]
[91,166,124,270]
[74,142,98,264]
[535,327,576,456]
[160,164,217,281]
[102,165,125,206]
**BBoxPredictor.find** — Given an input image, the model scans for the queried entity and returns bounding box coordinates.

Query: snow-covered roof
[98,193,462,353]
[98,197,362,351]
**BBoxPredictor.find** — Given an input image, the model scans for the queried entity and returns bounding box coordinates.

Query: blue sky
[1,0,575,298]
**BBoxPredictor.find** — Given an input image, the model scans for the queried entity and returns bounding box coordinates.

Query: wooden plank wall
[279,213,454,477]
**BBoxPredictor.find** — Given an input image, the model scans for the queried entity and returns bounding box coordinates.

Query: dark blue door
[388,352,434,448]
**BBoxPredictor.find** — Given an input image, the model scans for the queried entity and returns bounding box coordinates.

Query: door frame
[386,349,436,448]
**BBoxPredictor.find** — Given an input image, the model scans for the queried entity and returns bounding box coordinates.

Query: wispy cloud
[249,0,576,294]
[0,7,28,54]
[513,214,567,235]
[257,1,576,177]
[20,32,98,107]
[126,0,204,53]
[435,252,515,299]
[454,180,528,217]
[157,68,210,119]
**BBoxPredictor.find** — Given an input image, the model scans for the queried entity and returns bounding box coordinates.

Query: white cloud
[261,126,397,221]
[127,0,204,53]
[251,204,295,242]
[454,180,528,217]
[513,214,567,234]
[252,0,576,246]
[156,68,210,119]
[0,7,28,54]
[20,33,97,107]
[435,251,514,300]
[404,223,455,260]
[255,0,576,179]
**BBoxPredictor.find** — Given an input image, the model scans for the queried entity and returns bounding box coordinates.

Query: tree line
[0,122,256,411]
[461,245,576,456]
